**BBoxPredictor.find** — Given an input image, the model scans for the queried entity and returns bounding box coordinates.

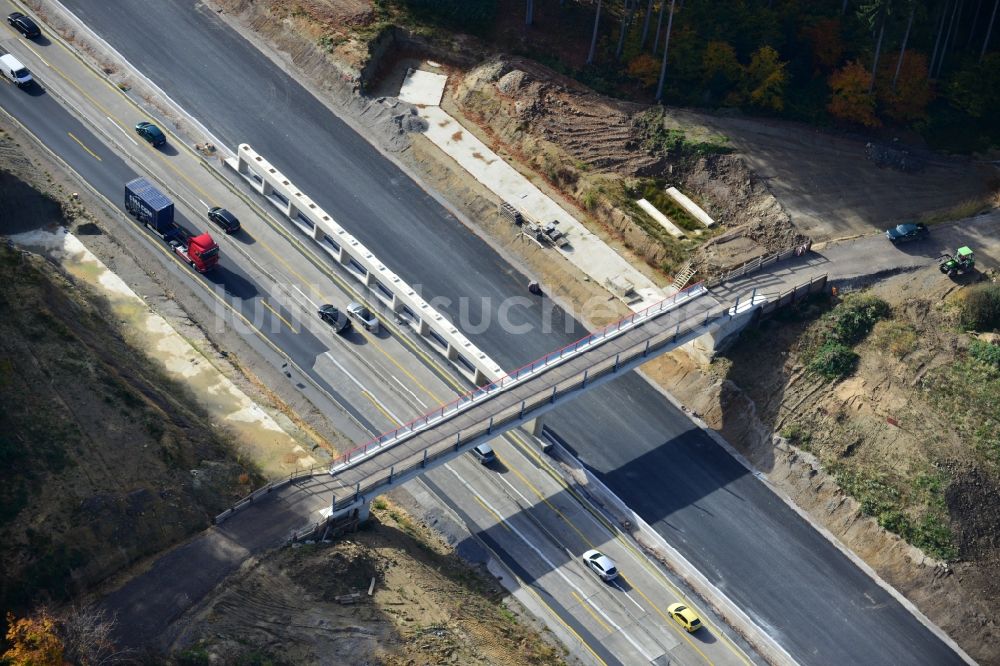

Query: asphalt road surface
[18,3,967,663]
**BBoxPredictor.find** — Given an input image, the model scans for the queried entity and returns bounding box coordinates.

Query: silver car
[347,302,379,332]
[582,549,619,582]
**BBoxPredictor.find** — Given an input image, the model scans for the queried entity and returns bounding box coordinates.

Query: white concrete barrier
[227,144,503,386]
[666,186,715,227]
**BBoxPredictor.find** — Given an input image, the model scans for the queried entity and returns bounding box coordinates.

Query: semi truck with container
[124,178,220,272]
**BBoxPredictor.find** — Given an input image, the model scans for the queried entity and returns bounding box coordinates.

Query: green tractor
[939,246,975,277]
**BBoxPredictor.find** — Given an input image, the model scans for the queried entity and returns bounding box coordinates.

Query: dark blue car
[886,223,928,243]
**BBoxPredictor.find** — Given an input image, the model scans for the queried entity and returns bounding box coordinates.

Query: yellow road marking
[361,390,398,426]
[33,23,747,663]
[571,590,612,634]
[260,299,298,333]
[67,131,101,160]
[473,495,511,532]
[499,438,726,665]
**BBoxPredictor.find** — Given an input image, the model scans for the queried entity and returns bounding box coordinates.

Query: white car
[582,549,619,582]
[347,301,379,332]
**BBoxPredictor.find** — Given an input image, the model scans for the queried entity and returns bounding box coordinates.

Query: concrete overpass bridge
[215,274,822,538]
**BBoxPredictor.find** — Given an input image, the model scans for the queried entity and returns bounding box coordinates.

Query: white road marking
[198,199,208,210]
[323,352,403,424]
[392,374,428,409]
[110,117,138,146]
[25,44,50,68]
[291,283,319,310]
[443,464,655,661]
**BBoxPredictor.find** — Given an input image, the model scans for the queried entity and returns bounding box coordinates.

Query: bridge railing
[327,297,729,503]
[214,463,329,524]
[329,280,711,471]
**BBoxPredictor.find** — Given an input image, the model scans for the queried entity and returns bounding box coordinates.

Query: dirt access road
[680,111,996,241]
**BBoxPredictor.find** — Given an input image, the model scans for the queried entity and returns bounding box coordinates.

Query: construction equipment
[939,246,975,277]
[500,200,570,249]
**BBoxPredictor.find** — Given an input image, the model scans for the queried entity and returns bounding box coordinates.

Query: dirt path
[681,112,996,240]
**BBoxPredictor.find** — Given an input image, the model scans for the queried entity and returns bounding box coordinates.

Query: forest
[395,0,1000,152]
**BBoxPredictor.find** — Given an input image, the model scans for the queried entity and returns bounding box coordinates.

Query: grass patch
[870,320,919,357]
[923,348,1000,465]
[634,109,733,158]
[780,423,813,450]
[801,294,891,380]
[959,283,1000,332]
[834,467,957,561]
[808,341,858,379]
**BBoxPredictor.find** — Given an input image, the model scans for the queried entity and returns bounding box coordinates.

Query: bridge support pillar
[523,415,546,437]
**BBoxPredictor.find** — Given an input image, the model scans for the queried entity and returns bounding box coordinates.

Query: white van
[0,53,33,87]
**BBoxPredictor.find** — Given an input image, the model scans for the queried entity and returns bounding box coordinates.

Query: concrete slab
[400,68,665,311]
[637,198,685,238]
[667,186,715,227]
[398,68,447,106]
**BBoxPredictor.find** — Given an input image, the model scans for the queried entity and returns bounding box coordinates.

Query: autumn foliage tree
[801,18,845,74]
[3,611,64,666]
[627,53,661,87]
[828,59,881,127]
[743,46,788,111]
[876,50,933,123]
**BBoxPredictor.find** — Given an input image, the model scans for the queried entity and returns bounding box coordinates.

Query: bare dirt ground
[0,127,253,620]
[683,111,998,241]
[167,497,566,666]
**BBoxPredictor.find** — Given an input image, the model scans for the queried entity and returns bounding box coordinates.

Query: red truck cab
[177,233,219,272]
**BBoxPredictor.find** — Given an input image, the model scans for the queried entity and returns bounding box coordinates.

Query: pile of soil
[452,57,805,276]
[168,498,566,665]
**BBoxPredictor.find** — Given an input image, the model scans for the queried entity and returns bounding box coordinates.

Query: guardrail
[214,463,329,524]
[327,280,710,472]
[708,241,812,287]
[226,144,504,386]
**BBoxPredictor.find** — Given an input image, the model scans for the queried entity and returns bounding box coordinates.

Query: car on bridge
[582,549,619,582]
[7,12,40,39]
[135,121,166,147]
[886,222,928,243]
[667,603,703,632]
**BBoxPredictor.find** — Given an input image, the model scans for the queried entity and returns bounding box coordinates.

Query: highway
[4,2,969,663]
[0,24,759,665]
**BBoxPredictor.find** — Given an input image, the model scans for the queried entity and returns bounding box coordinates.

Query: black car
[7,12,40,39]
[208,207,241,233]
[134,121,166,147]
[886,222,928,243]
[317,304,351,334]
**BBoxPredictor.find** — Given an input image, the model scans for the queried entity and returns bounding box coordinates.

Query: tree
[702,41,743,103]
[588,0,603,65]
[743,46,788,110]
[984,0,999,60]
[878,50,934,121]
[617,0,638,60]
[829,59,882,126]
[702,41,742,81]
[801,18,845,73]
[628,53,661,86]
[3,611,64,666]
[892,1,916,90]
[640,0,655,46]
[655,0,677,101]
[947,52,1000,115]
[858,0,894,93]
